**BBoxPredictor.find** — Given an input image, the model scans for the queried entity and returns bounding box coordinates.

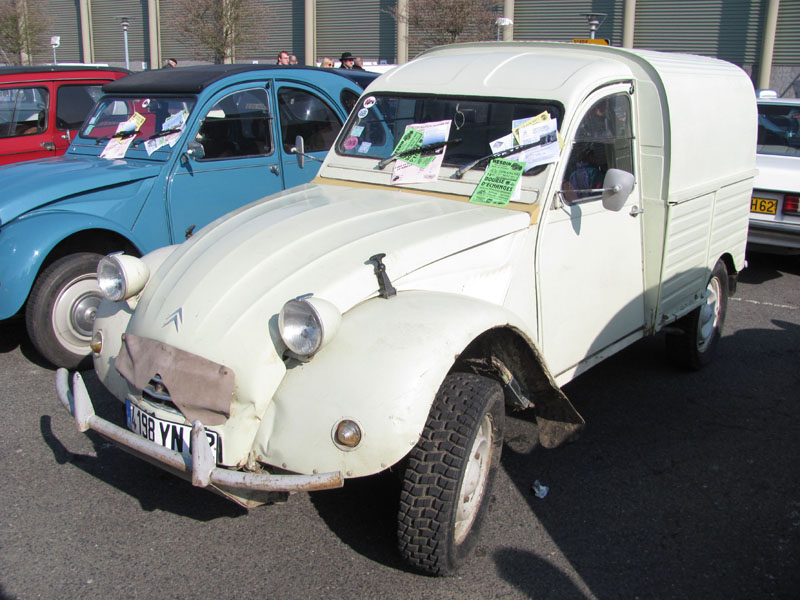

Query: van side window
[278,87,341,153]
[56,85,103,130]
[0,87,48,138]
[195,88,272,160]
[562,94,633,200]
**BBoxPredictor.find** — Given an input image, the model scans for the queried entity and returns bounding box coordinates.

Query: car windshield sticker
[100,134,135,159]
[469,158,525,207]
[344,136,359,150]
[390,119,451,185]
[357,108,369,119]
[145,109,188,155]
[357,141,372,153]
[489,112,561,171]
[351,125,364,137]
[363,96,376,109]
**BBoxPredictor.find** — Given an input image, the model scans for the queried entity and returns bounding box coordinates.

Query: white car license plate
[126,400,220,462]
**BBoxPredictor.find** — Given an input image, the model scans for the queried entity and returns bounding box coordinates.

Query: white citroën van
[57,42,757,575]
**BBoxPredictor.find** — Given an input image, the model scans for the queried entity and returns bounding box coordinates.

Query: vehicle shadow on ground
[41,369,246,522]
[495,324,800,599]
[0,316,52,369]
[741,250,800,283]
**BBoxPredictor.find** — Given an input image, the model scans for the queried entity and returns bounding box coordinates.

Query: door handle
[40,141,56,151]
[629,206,644,217]
[270,164,279,175]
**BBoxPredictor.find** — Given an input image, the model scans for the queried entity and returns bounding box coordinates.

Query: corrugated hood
[0,154,160,224]
[128,182,529,362]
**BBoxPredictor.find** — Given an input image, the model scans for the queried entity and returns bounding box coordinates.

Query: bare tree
[389,0,500,50]
[174,0,270,64]
[0,0,51,65]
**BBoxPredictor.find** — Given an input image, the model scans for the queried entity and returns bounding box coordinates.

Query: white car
[57,42,757,576]
[749,97,800,254]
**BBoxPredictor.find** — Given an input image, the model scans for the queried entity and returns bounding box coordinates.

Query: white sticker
[363,96,376,109]
[357,108,369,119]
[351,125,364,137]
[141,99,150,108]
[357,141,372,153]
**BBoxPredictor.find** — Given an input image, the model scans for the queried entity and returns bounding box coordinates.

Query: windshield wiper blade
[133,127,182,146]
[376,138,461,170]
[110,129,138,140]
[450,133,557,179]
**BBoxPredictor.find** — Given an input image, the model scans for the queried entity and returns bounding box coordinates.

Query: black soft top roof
[0,65,130,76]
[102,64,378,94]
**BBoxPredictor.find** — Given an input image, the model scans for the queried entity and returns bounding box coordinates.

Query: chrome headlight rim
[278,294,341,359]
[97,253,150,302]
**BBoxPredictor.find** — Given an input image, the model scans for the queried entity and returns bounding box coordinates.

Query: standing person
[320,57,334,68]
[163,58,177,68]
[339,52,356,69]
[276,51,290,65]
[353,57,366,70]
[289,55,298,65]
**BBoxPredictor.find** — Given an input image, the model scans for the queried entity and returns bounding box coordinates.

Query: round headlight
[278,295,341,358]
[97,254,150,302]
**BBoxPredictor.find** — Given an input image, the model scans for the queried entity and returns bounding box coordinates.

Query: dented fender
[254,290,532,478]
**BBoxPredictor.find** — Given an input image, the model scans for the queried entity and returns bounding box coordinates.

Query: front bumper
[55,368,344,500]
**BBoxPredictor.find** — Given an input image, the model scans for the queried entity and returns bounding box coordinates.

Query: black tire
[665,260,729,370]
[397,372,504,576]
[25,252,104,370]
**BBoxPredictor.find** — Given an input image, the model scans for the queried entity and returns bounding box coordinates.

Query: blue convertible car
[0,65,376,368]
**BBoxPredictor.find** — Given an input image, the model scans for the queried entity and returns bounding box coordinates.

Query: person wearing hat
[339,52,357,69]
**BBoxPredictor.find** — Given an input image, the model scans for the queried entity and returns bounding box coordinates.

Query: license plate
[126,400,220,462]
[751,197,778,214]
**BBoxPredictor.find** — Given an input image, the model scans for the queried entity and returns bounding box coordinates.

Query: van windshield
[337,93,563,173]
[757,103,800,156]
[80,96,196,148]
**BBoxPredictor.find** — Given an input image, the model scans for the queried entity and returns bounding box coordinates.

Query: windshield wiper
[375,138,461,170]
[132,127,183,146]
[450,133,557,179]
[94,129,138,145]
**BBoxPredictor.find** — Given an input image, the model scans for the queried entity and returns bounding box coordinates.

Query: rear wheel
[397,372,504,576]
[25,252,104,369]
[666,260,729,370]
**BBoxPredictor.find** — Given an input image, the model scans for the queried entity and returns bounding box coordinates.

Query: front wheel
[665,260,729,370]
[397,372,504,576]
[25,252,105,369]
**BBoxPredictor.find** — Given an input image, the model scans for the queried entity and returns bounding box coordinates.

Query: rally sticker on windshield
[469,158,525,207]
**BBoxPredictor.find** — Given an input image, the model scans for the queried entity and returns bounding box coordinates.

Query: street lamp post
[121,17,130,70]
[580,12,607,40]
[495,17,513,41]
[50,36,60,64]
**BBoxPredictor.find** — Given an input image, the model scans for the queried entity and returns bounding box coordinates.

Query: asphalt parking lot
[1,251,798,600]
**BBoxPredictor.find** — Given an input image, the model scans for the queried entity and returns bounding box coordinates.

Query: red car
[0,65,129,165]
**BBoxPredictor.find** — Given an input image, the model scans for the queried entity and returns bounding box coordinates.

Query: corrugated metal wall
[159,0,219,64]
[236,0,306,64]
[513,0,624,45]
[32,0,83,64]
[91,0,150,67]
[317,0,397,64]
[633,0,763,64]
[774,0,800,64]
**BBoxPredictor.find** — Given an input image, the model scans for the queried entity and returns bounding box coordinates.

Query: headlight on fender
[97,254,150,302]
[278,294,341,358]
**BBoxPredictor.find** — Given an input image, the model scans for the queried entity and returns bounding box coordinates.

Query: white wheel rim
[696,275,721,350]
[454,413,493,544]
[50,273,101,355]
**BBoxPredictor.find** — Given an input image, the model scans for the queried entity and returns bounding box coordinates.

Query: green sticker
[469,158,525,207]
[391,128,435,169]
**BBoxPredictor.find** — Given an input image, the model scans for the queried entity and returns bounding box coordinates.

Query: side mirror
[181,140,205,165]
[601,168,635,212]
[291,135,305,169]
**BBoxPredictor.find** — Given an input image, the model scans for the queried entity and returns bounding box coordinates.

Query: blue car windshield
[80,96,196,148]
[336,93,563,172]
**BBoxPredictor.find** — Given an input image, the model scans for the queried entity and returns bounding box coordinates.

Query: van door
[167,84,282,242]
[0,84,53,165]
[537,84,646,382]
[273,82,344,187]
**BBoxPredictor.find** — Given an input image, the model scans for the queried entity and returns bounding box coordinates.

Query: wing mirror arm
[554,168,635,211]
[181,140,205,165]
[290,135,323,169]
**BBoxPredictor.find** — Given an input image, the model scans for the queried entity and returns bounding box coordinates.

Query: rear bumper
[748,219,800,254]
[55,368,344,494]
